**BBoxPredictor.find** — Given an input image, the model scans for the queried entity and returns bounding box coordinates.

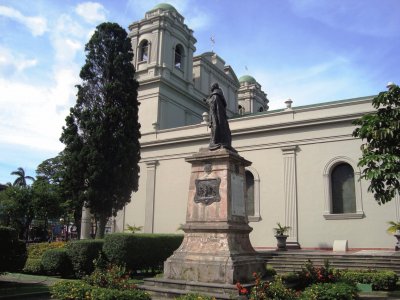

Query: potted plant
[273,222,291,251]
[387,221,400,251]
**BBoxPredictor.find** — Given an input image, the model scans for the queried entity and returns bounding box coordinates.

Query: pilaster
[144,160,158,233]
[281,145,301,249]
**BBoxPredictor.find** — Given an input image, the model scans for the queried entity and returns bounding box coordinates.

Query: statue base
[164,148,265,284]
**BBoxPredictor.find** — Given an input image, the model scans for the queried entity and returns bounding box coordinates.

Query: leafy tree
[353,84,400,205]
[60,22,141,238]
[32,178,62,226]
[0,185,34,240]
[11,167,35,187]
[35,153,84,240]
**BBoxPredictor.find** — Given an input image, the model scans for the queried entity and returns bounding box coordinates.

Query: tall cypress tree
[60,22,141,238]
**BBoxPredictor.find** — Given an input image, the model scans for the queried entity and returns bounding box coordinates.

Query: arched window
[139,40,149,62]
[331,163,356,214]
[323,157,364,219]
[174,44,184,69]
[258,107,264,112]
[245,171,255,216]
[245,168,261,221]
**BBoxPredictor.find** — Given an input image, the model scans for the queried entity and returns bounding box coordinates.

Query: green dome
[151,3,178,13]
[239,75,257,84]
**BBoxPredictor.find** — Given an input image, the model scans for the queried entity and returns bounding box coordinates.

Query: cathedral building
[113,3,399,250]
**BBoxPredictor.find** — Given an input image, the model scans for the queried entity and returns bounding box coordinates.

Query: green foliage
[300,282,358,300]
[297,259,337,288]
[125,223,143,233]
[26,241,66,259]
[268,276,298,300]
[51,280,93,300]
[84,264,136,289]
[175,294,216,300]
[0,226,27,273]
[338,269,398,291]
[273,222,291,236]
[281,272,300,286]
[353,84,400,205]
[60,22,140,238]
[51,270,150,300]
[66,239,104,277]
[41,248,72,277]
[0,185,35,239]
[10,167,35,187]
[387,221,400,234]
[103,233,183,273]
[265,265,277,277]
[237,273,298,300]
[32,178,63,221]
[22,258,43,274]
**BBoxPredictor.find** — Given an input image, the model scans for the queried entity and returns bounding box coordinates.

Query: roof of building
[239,75,257,84]
[151,3,178,13]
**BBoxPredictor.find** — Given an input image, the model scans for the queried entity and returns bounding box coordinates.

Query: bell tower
[128,3,204,133]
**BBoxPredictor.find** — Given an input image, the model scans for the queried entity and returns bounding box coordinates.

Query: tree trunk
[96,215,108,239]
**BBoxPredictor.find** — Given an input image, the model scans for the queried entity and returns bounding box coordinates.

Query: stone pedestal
[148,148,264,297]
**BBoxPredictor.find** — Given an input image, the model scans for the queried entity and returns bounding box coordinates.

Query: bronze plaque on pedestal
[194,178,221,205]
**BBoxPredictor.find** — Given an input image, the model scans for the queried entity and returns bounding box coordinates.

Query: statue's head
[210,82,219,92]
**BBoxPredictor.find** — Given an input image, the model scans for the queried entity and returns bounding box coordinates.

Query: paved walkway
[0,273,60,300]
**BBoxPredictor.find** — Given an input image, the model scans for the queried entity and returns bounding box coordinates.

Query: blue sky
[0,0,399,184]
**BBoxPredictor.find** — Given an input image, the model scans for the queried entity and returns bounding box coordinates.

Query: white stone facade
[114,4,400,250]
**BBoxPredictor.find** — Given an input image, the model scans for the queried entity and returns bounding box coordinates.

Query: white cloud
[0,5,47,36]
[0,46,37,73]
[0,78,65,152]
[76,2,107,24]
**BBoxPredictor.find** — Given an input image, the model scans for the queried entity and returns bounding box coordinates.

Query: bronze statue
[205,82,233,151]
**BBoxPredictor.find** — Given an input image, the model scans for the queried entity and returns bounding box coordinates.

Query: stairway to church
[259,250,400,276]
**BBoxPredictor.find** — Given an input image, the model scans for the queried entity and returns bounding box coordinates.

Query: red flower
[240,288,248,295]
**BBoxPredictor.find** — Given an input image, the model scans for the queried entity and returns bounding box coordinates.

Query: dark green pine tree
[60,22,141,238]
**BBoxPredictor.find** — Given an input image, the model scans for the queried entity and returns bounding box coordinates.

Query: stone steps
[260,252,400,275]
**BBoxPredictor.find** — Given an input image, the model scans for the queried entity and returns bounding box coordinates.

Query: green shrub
[90,287,151,300]
[22,258,43,274]
[267,276,298,300]
[51,280,92,300]
[0,226,27,273]
[103,233,183,273]
[236,273,297,300]
[281,272,301,287]
[300,282,358,300]
[265,265,277,277]
[26,241,66,259]
[51,279,151,300]
[339,269,398,291]
[41,248,72,277]
[66,239,104,278]
[297,259,337,288]
[84,264,136,289]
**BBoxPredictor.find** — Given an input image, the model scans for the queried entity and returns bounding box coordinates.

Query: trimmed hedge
[23,241,66,274]
[300,282,358,300]
[338,269,398,291]
[66,239,104,278]
[23,258,43,274]
[51,280,151,300]
[41,248,72,277]
[26,241,66,259]
[103,233,183,272]
[0,226,27,273]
